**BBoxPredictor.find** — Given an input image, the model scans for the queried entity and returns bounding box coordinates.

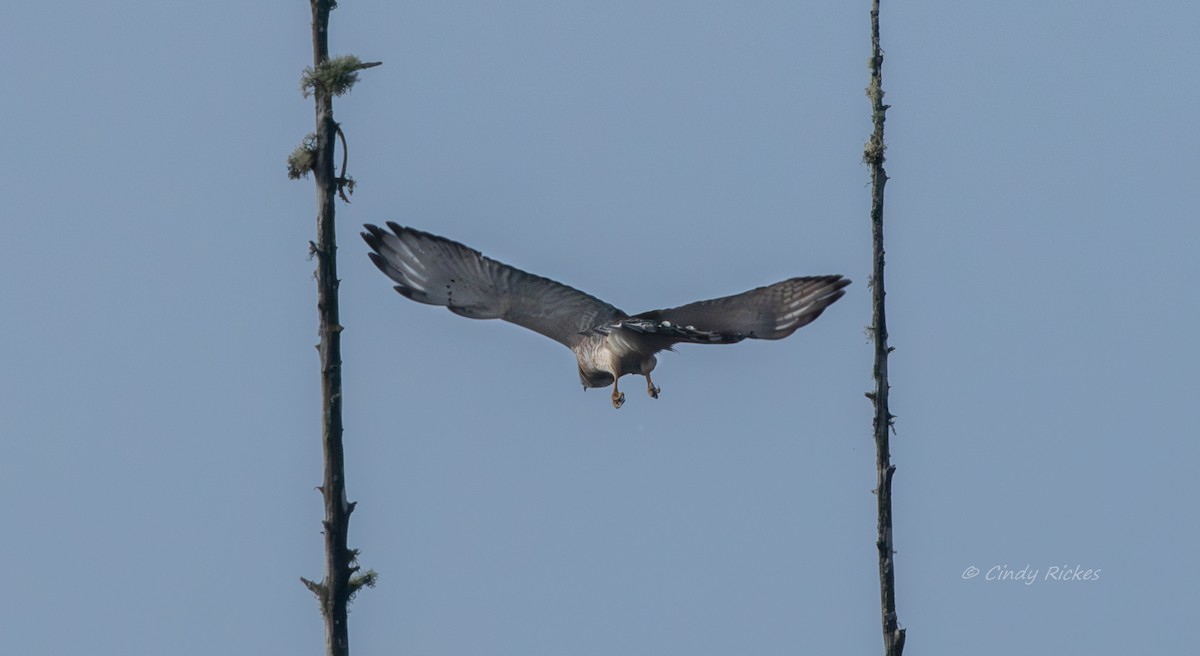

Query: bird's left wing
[362,223,624,348]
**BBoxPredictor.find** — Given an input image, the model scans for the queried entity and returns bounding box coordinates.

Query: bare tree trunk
[864,1,905,654]
[295,3,377,655]
[309,1,353,653]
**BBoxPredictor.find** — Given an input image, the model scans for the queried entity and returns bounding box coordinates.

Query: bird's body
[362,223,849,408]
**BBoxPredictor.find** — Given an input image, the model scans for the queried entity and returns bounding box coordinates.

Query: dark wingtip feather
[362,223,396,254]
[385,221,411,237]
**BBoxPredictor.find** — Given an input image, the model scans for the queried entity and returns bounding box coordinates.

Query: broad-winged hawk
[362,223,849,408]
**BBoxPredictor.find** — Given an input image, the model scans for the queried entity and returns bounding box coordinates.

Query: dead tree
[863,1,905,654]
[288,2,380,655]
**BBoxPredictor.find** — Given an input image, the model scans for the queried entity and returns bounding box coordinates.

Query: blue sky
[3,1,1197,654]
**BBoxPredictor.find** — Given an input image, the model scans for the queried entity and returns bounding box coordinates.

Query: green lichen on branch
[862,65,888,166]
[301,55,382,99]
[287,133,318,179]
[863,134,886,166]
[349,569,378,601]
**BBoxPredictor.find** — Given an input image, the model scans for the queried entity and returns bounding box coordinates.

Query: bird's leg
[611,376,625,409]
[645,374,660,399]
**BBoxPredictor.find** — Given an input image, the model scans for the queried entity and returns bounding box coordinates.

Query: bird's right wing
[633,276,850,343]
[362,223,624,348]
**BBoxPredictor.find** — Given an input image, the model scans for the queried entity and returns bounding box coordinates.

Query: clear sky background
[3,1,1196,654]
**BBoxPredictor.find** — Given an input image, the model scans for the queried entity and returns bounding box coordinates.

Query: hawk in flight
[363,223,849,408]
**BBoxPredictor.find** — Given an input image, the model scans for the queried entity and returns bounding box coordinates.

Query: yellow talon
[646,374,660,399]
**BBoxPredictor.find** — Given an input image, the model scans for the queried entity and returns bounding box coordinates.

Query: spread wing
[631,276,850,344]
[362,223,624,348]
